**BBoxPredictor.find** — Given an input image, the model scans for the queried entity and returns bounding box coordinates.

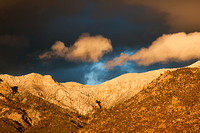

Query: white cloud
[39,33,113,62]
[106,32,200,68]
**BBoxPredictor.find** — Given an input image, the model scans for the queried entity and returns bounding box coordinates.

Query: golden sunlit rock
[0,61,200,132]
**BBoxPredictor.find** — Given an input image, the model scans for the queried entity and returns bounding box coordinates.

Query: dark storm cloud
[88,1,169,48]
[0,0,169,49]
[1,0,200,84]
[0,0,91,37]
[0,35,29,47]
[122,0,200,31]
[0,35,29,73]
[0,0,91,75]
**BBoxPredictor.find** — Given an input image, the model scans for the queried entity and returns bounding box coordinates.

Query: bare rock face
[0,73,97,115]
[0,89,84,132]
[93,69,170,108]
[0,79,12,95]
[0,69,171,115]
[0,61,200,132]
[0,61,199,116]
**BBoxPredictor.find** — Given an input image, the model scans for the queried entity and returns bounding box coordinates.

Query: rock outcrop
[0,74,97,115]
[0,79,12,95]
[0,82,86,132]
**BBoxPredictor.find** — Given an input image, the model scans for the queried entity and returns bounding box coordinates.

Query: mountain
[83,67,200,132]
[0,68,172,115]
[0,61,200,132]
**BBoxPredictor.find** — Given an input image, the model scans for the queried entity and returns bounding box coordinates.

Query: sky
[1,0,200,85]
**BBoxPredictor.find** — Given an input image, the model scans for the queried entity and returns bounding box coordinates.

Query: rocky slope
[0,61,200,132]
[0,68,172,115]
[0,82,87,132]
[83,67,200,132]
[0,74,97,115]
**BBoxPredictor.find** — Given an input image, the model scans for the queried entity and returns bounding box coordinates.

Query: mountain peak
[188,60,200,68]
